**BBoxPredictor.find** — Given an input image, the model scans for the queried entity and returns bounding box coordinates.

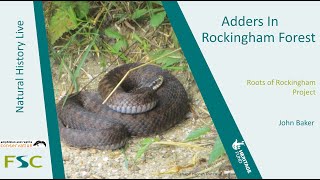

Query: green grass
[44,1,188,94]
[133,126,226,165]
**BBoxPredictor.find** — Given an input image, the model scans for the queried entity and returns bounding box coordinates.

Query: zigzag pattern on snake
[57,63,189,150]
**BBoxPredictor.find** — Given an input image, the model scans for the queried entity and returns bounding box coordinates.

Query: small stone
[131,165,140,172]
[186,112,193,119]
[90,149,97,154]
[63,155,69,161]
[81,171,89,178]
[80,151,89,156]
[103,157,109,162]
[90,175,101,179]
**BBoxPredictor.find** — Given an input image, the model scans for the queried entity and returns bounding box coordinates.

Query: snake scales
[57,63,189,150]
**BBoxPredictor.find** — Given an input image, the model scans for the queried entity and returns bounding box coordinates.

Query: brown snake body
[57,63,189,149]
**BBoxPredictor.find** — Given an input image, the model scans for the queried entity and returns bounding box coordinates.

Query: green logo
[4,155,42,168]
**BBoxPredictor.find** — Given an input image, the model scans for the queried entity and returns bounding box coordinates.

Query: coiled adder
[57,63,189,150]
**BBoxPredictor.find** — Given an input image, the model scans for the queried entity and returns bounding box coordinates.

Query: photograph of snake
[44,1,236,179]
[57,63,189,150]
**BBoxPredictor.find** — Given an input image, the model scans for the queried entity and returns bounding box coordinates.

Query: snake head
[149,75,164,90]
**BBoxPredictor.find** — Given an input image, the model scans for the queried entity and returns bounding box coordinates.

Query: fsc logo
[4,155,42,168]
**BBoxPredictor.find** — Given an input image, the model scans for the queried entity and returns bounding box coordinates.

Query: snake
[57,63,189,150]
